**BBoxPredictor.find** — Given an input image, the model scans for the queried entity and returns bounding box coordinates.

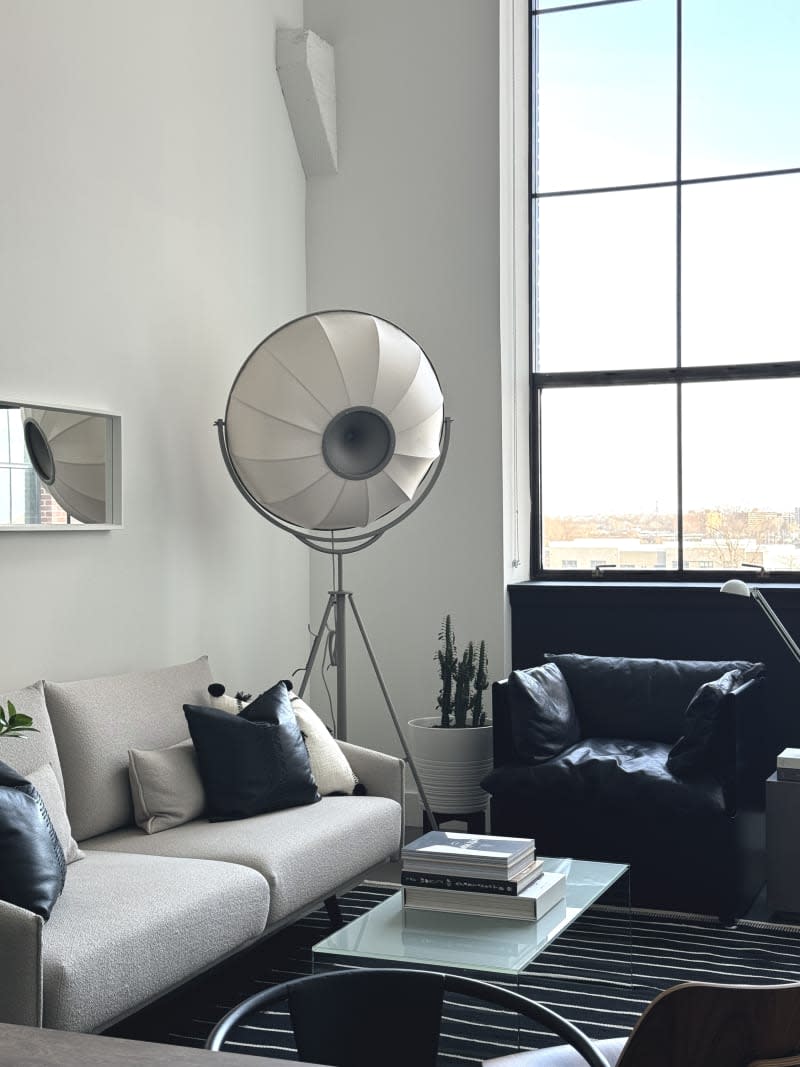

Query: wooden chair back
[616,981,800,1067]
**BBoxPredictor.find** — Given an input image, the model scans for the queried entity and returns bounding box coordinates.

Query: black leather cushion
[481,738,726,818]
[184,681,320,821]
[0,759,66,919]
[544,653,758,743]
[508,664,580,764]
[667,665,762,780]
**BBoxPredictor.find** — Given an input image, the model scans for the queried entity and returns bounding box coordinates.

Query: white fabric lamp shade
[22,408,108,524]
[224,311,444,530]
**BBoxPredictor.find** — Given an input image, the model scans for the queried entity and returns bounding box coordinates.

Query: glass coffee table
[313,856,630,988]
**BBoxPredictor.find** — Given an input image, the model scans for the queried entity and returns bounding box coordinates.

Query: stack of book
[400,831,566,921]
[777,748,800,782]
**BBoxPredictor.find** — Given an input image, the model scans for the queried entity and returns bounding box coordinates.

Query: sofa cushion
[81,793,402,926]
[507,664,580,764]
[290,693,359,795]
[45,657,214,841]
[0,759,66,920]
[481,738,726,819]
[27,763,84,864]
[0,681,67,798]
[185,689,320,820]
[543,653,758,743]
[128,740,206,834]
[40,849,269,1032]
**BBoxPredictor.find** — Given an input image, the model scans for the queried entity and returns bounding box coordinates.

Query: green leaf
[0,696,38,738]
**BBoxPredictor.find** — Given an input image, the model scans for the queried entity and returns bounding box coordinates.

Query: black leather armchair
[481,654,771,923]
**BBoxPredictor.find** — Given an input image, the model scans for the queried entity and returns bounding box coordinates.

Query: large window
[532,0,800,578]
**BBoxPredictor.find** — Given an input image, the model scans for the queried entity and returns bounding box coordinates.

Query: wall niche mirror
[0,402,121,529]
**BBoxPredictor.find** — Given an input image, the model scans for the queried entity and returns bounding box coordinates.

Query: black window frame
[529,0,800,584]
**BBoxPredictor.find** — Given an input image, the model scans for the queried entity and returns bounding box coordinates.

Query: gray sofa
[0,656,403,1034]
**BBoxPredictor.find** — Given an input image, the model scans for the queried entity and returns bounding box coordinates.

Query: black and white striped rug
[147,885,800,1064]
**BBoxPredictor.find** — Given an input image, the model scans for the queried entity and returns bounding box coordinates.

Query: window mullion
[676,0,683,571]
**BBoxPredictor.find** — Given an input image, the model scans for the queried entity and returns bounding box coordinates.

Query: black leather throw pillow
[667,667,755,779]
[0,759,66,920]
[507,663,581,764]
[184,681,320,821]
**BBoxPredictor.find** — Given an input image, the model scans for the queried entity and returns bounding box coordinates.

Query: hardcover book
[401,831,536,877]
[777,748,800,770]
[402,870,566,922]
[401,857,544,896]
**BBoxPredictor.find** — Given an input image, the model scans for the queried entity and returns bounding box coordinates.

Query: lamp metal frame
[749,588,800,667]
[215,415,453,832]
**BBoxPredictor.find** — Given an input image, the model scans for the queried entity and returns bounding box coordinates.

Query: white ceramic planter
[407,716,493,813]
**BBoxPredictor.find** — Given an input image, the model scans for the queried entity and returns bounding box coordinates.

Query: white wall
[0,0,311,693]
[304,2,506,772]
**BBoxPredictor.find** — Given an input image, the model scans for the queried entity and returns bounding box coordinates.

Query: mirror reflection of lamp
[22,409,108,524]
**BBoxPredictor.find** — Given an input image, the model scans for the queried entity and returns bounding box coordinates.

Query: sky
[533,0,800,517]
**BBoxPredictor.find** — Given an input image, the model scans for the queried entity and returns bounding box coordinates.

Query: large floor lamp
[216,310,449,830]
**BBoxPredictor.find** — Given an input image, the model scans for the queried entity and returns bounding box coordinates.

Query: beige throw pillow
[290,694,358,795]
[128,740,205,834]
[27,762,84,864]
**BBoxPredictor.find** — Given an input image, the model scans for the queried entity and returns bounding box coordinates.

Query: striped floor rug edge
[153,883,800,1065]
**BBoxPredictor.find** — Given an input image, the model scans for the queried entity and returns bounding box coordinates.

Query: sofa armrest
[337,740,405,805]
[0,899,44,1027]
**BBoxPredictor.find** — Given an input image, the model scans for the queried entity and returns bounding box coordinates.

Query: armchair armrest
[729,674,772,810]
[491,679,517,768]
[0,899,44,1027]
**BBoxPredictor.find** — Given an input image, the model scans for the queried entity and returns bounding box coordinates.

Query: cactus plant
[453,641,476,727]
[471,640,488,727]
[436,614,457,727]
[434,618,489,729]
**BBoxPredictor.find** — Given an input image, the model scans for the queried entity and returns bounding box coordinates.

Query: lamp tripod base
[297,580,439,833]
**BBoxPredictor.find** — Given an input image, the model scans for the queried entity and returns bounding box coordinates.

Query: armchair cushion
[543,653,758,742]
[508,664,580,764]
[482,738,725,819]
[667,665,763,780]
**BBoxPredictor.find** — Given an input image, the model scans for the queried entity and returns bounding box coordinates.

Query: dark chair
[481,980,800,1067]
[205,967,611,1067]
[481,653,772,923]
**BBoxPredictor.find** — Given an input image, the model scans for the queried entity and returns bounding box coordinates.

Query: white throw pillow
[27,762,84,864]
[290,694,358,796]
[128,740,205,834]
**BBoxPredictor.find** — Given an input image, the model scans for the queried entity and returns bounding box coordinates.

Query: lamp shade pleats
[22,408,108,524]
[224,311,444,531]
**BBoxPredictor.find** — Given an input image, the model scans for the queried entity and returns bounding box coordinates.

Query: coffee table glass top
[313,857,628,977]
